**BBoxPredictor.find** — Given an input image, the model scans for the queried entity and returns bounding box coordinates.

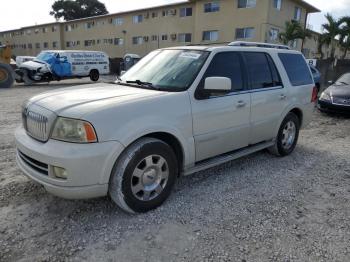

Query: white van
[15,50,110,84]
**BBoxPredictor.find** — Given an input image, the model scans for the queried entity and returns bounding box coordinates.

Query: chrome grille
[333,97,350,106]
[23,109,49,141]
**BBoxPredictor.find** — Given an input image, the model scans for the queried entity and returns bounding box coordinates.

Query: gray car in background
[310,65,321,93]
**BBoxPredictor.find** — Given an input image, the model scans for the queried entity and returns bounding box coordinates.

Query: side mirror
[204,77,232,93]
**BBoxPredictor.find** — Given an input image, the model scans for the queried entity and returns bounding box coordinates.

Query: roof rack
[228,41,290,50]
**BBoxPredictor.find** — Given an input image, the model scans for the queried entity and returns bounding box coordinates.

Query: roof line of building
[1,0,320,34]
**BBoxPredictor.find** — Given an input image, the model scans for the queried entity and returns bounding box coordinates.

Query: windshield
[35,52,57,63]
[119,49,209,91]
[336,73,350,85]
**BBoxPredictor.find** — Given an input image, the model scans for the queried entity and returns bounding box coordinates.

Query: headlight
[51,117,97,143]
[319,92,331,101]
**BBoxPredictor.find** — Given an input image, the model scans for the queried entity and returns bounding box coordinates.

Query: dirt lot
[1,81,350,262]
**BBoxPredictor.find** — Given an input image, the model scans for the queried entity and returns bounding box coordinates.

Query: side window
[200,52,244,93]
[266,54,283,86]
[278,53,313,86]
[243,52,277,89]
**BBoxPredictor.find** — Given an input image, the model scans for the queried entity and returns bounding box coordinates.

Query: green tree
[316,33,331,59]
[279,20,311,47]
[322,13,342,60]
[339,16,350,59]
[50,0,108,21]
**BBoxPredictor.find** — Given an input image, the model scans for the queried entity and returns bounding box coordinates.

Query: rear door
[191,52,251,161]
[243,52,288,145]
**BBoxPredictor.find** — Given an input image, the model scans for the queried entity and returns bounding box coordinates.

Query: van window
[243,52,277,89]
[200,52,244,92]
[278,53,313,86]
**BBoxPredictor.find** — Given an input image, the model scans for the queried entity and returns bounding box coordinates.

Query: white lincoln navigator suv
[15,42,317,213]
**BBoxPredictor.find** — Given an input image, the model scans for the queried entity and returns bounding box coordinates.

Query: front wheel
[89,70,99,82]
[268,112,300,157]
[109,138,178,213]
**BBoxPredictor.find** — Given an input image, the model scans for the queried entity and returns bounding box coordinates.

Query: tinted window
[200,52,244,92]
[279,53,313,86]
[243,52,277,89]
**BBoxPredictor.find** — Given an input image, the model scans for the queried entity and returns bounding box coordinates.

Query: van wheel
[89,70,99,82]
[109,138,178,214]
[268,113,300,157]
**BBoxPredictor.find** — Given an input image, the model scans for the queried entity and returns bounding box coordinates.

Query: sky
[0,0,350,32]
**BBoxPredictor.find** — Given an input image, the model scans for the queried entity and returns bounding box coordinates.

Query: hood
[20,60,45,70]
[28,83,165,116]
[327,84,350,98]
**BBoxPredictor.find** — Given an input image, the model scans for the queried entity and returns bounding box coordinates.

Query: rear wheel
[109,138,178,213]
[0,64,14,88]
[268,113,300,156]
[89,70,99,82]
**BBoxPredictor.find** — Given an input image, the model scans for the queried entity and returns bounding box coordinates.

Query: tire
[89,70,99,82]
[22,69,34,85]
[0,64,14,88]
[109,138,178,213]
[268,112,300,157]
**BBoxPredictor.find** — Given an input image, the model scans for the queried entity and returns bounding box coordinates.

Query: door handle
[236,100,246,108]
[280,94,287,100]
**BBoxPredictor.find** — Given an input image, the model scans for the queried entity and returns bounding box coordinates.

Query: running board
[183,141,275,176]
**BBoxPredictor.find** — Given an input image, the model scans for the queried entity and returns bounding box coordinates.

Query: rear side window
[243,52,281,89]
[200,52,244,92]
[278,53,313,86]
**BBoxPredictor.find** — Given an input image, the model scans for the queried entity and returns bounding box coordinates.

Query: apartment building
[0,0,319,58]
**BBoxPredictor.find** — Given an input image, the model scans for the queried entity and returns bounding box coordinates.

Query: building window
[238,0,256,8]
[34,29,39,34]
[132,36,143,45]
[35,43,40,49]
[161,34,168,41]
[269,28,279,41]
[43,42,48,48]
[84,40,95,46]
[114,17,124,25]
[52,26,57,32]
[66,41,71,48]
[28,43,32,49]
[85,22,95,29]
[152,12,158,18]
[133,15,143,24]
[178,33,192,43]
[235,27,255,39]
[202,30,219,41]
[273,0,282,10]
[294,7,301,21]
[204,2,220,13]
[162,9,177,16]
[114,38,124,45]
[180,7,192,17]
[52,41,58,48]
[26,30,31,35]
[151,35,158,41]
[42,27,48,33]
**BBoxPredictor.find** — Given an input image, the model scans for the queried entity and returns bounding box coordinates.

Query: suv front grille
[23,109,49,141]
[18,150,49,176]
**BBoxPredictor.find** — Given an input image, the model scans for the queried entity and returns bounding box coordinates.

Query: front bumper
[318,100,350,115]
[15,127,125,199]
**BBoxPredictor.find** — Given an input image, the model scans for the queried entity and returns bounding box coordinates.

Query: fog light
[52,166,68,180]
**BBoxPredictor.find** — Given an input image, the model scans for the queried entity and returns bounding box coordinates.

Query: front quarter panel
[83,91,195,168]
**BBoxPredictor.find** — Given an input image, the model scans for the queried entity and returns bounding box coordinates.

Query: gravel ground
[0,81,350,262]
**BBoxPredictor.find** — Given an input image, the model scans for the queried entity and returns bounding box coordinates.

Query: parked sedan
[318,73,350,114]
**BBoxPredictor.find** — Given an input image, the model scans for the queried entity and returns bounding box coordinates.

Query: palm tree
[279,20,311,48]
[322,13,342,60]
[316,33,331,59]
[339,16,350,59]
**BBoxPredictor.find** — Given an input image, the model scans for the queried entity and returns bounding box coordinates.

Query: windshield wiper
[126,80,159,90]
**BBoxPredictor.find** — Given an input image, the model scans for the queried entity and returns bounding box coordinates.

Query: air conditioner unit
[171,34,177,40]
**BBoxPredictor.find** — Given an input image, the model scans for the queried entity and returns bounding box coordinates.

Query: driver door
[191,52,251,162]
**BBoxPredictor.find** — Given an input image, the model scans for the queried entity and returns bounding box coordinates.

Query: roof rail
[228,41,290,50]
